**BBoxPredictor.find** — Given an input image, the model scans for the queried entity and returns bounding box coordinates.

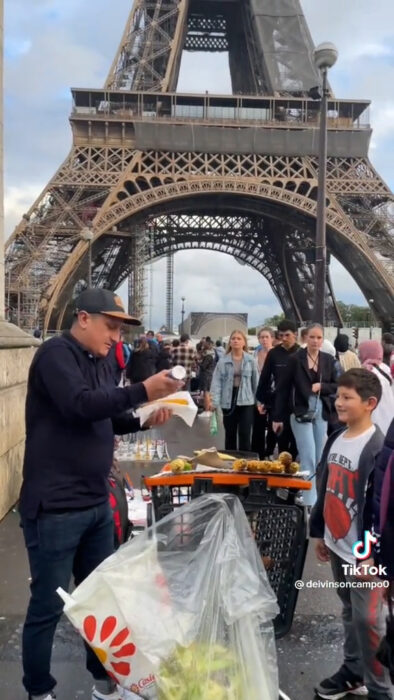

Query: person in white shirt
[359,340,394,435]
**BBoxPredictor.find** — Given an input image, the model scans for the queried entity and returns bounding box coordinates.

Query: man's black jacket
[19,332,147,519]
[255,343,300,408]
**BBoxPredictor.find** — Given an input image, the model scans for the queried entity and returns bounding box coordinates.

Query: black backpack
[108,474,131,547]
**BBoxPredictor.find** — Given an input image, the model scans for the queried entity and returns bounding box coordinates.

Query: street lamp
[181,296,186,333]
[368,298,374,338]
[80,226,94,287]
[312,42,338,326]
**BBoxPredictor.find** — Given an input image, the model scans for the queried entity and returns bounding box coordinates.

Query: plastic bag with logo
[58,493,279,699]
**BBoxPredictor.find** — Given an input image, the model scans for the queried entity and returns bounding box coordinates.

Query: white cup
[168,365,186,381]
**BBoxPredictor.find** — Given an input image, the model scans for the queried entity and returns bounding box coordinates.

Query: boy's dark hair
[172,339,180,347]
[215,340,222,347]
[277,319,297,334]
[338,368,382,404]
[180,333,190,343]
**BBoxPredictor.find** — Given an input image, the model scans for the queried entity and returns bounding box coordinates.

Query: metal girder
[185,10,228,51]
[5,138,394,331]
[105,0,189,92]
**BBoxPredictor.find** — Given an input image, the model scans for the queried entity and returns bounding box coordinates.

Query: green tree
[336,301,373,326]
[263,312,285,327]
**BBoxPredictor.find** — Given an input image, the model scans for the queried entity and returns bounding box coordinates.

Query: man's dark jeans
[21,502,114,697]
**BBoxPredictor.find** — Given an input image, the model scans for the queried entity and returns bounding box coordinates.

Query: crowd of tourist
[114,323,394,506]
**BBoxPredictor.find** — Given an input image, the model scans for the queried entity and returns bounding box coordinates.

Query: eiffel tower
[5,0,394,332]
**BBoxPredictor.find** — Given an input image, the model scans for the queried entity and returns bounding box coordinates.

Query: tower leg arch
[41,182,394,331]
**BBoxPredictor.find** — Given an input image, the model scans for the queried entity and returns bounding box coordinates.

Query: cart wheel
[279,691,291,700]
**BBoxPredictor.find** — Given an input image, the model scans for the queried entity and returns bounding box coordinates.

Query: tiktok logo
[352,530,377,560]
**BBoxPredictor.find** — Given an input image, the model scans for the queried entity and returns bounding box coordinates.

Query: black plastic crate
[148,477,308,638]
[150,484,192,523]
[248,503,308,638]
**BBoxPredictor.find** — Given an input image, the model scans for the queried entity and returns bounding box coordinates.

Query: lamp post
[368,298,374,339]
[313,42,338,326]
[181,296,186,334]
[80,227,94,287]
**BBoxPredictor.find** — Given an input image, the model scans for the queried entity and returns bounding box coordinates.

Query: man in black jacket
[19,288,183,700]
[255,319,299,457]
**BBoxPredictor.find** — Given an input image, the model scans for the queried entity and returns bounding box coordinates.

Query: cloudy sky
[4,0,394,330]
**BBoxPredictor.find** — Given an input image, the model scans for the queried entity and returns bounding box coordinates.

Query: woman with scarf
[358,340,394,435]
[334,333,361,372]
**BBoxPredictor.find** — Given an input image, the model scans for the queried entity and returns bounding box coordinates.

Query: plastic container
[167,365,186,380]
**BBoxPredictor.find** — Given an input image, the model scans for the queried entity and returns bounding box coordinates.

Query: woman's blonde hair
[226,329,248,353]
[135,337,149,352]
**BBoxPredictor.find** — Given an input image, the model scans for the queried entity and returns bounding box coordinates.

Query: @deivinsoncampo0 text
[294,579,389,590]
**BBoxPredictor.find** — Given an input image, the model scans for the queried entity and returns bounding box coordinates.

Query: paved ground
[0,414,354,700]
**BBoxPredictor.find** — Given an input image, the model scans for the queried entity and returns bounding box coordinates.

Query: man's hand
[312,383,321,394]
[272,421,283,434]
[315,538,331,563]
[143,370,184,400]
[143,407,173,427]
[257,403,266,415]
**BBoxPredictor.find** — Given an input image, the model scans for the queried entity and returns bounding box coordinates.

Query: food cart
[144,468,310,640]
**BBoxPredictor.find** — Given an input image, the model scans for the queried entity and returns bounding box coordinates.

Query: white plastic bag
[58,494,279,699]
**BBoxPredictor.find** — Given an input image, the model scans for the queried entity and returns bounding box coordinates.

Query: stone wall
[0,321,39,520]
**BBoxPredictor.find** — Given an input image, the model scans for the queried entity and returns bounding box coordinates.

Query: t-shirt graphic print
[323,426,375,564]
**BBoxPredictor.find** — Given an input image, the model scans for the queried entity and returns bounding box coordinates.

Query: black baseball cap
[74,288,141,326]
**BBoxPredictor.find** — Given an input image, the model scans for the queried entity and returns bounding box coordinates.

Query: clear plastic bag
[210,410,218,435]
[58,494,279,699]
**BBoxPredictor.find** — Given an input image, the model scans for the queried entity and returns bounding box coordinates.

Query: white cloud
[4,184,43,241]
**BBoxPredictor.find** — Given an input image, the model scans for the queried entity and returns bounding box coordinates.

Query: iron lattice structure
[5,0,394,331]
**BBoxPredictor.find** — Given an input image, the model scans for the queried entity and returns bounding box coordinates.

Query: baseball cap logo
[114,295,125,311]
